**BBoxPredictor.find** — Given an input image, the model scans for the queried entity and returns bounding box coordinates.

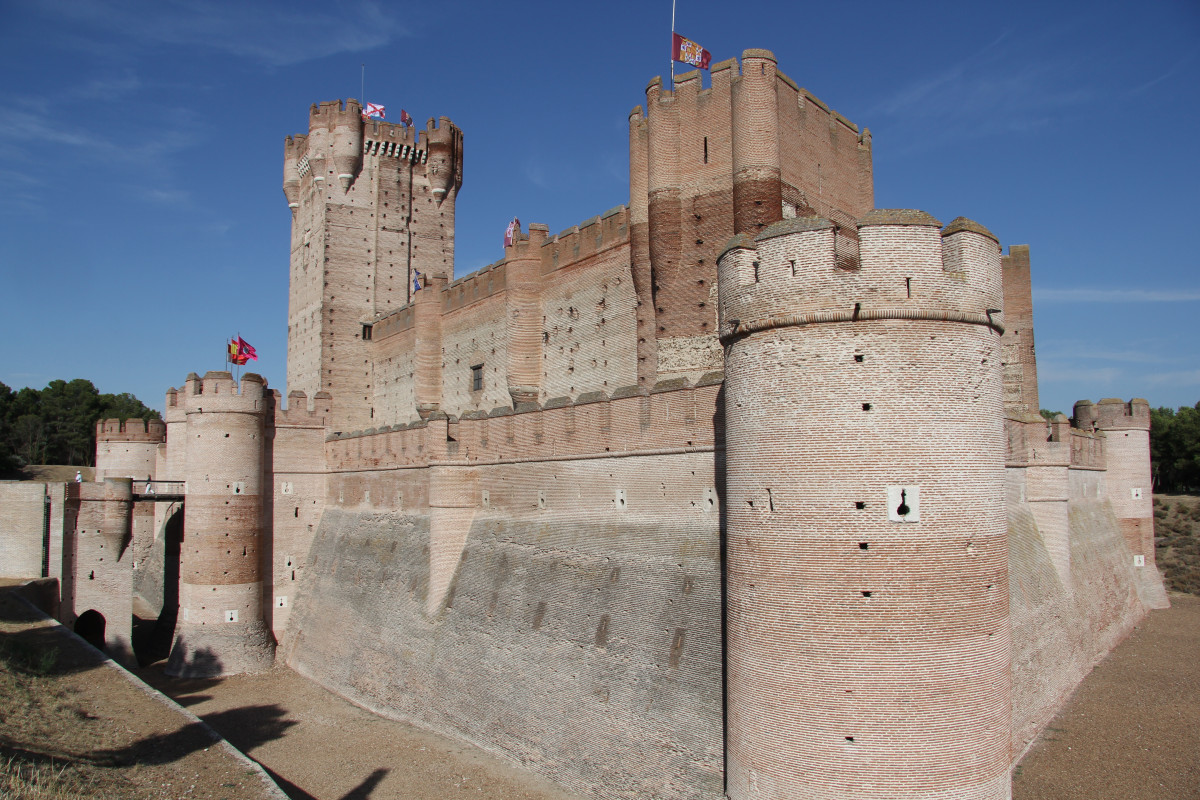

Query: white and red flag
[362,102,385,120]
[672,32,711,70]
[503,218,521,248]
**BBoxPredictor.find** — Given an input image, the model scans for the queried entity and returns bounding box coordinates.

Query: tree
[1151,402,1200,494]
[0,379,160,468]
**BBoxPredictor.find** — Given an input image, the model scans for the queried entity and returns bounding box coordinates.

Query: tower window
[471,364,484,392]
[361,324,373,341]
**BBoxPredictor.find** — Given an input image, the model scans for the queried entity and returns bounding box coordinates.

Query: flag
[236,336,258,362]
[412,270,422,293]
[504,217,520,248]
[362,102,385,120]
[228,338,241,364]
[400,109,413,127]
[672,32,711,70]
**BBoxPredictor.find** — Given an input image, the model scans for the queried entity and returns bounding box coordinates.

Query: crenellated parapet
[96,417,166,443]
[544,206,629,272]
[324,376,723,474]
[272,388,333,427]
[718,211,1004,346]
[180,370,271,414]
[1073,398,1151,432]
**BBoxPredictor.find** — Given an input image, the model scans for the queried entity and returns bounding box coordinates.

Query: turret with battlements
[167,371,275,677]
[718,211,1010,799]
[630,50,874,386]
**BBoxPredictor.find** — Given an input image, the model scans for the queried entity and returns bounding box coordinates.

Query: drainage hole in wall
[854,354,864,363]
[862,403,872,411]
[845,736,855,742]
[859,542,869,550]
[861,590,872,597]
[855,501,865,510]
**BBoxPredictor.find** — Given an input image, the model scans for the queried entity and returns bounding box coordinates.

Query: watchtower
[167,371,275,677]
[94,417,166,481]
[629,49,873,384]
[284,100,463,430]
[1073,398,1168,608]
[718,212,1011,799]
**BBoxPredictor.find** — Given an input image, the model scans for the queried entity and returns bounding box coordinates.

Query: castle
[0,49,1169,800]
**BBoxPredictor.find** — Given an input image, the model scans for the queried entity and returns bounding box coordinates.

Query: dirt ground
[0,589,282,800]
[135,666,580,800]
[1011,592,1200,800]
[4,586,1198,799]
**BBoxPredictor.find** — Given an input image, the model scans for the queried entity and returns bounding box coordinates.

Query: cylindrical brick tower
[731,49,782,236]
[167,371,275,677]
[504,223,547,405]
[1073,397,1169,608]
[94,418,166,481]
[718,212,1011,799]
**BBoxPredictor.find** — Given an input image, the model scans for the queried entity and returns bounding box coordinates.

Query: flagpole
[361,64,365,107]
[670,0,676,89]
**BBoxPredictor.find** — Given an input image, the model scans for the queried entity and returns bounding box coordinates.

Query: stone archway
[74,609,106,651]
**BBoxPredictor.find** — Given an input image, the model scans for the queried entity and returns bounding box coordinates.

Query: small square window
[471,364,483,392]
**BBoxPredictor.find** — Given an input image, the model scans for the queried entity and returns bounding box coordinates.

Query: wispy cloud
[865,29,1096,148]
[1034,288,1200,303]
[1130,44,1200,95]
[1145,369,1200,387]
[34,0,409,68]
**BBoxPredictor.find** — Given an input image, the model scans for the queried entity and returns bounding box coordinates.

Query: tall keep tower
[718,213,1011,799]
[167,371,275,677]
[284,100,463,431]
[629,50,873,384]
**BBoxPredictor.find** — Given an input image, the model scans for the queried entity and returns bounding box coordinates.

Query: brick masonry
[0,47,1162,800]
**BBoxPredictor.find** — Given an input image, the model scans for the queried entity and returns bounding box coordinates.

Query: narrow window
[361,323,373,341]
[703,136,708,164]
[471,364,483,392]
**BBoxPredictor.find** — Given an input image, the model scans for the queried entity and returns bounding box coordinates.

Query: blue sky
[1,0,1197,416]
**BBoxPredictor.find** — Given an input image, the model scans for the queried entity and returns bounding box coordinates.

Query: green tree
[0,380,160,468]
[1151,403,1200,494]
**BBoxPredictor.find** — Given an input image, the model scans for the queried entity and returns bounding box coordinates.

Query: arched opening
[75,609,106,651]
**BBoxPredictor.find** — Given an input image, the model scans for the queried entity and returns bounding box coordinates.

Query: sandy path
[137,665,579,800]
[1012,593,1200,800]
[138,594,1200,800]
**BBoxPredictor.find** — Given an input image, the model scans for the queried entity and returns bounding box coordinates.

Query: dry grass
[0,631,147,800]
[1154,494,1200,595]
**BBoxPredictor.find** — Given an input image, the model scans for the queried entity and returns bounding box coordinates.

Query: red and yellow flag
[672,32,711,70]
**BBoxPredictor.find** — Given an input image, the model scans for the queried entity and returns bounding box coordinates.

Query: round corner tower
[167,370,275,677]
[94,417,166,481]
[717,211,1011,799]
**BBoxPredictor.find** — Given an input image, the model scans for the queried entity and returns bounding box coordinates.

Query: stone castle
[0,49,1170,800]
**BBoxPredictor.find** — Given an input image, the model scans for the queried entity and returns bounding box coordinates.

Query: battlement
[180,370,270,415]
[545,206,628,271]
[95,417,166,443]
[1073,398,1151,431]
[270,388,333,426]
[637,49,869,148]
[325,376,724,473]
[309,99,364,129]
[1004,413,1106,470]
[717,212,1004,344]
